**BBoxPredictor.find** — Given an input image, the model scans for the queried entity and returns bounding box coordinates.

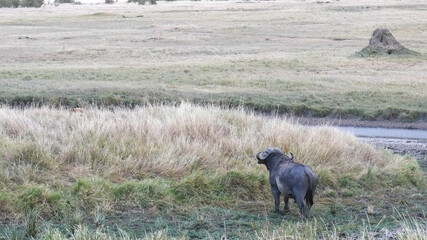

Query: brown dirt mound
[355,28,419,57]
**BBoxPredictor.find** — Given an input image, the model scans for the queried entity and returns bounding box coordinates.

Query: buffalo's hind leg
[283,196,290,212]
[271,186,281,214]
[305,190,314,210]
[295,195,306,221]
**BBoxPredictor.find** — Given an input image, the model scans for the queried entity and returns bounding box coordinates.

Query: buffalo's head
[256,147,294,164]
[256,148,282,164]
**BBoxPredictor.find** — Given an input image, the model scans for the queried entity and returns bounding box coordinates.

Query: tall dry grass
[0,103,419,186]
[0,103,424,237]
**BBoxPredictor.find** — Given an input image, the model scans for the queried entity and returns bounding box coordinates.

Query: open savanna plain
[0,0,426,239]
[0,0,426,121]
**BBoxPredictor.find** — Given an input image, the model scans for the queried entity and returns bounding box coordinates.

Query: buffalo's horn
[289,152,294,160]
[258,148,277,161]
[273,148,283,154]
[256,152,264,161]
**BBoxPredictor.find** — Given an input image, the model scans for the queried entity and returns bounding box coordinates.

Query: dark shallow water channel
[336,126,427,139]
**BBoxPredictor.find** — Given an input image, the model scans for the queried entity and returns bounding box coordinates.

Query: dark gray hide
[256,148,318,221]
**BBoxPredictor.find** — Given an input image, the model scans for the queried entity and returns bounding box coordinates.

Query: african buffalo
[256,148,318,221]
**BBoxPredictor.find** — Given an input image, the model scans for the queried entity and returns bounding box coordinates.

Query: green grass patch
[0,65,426,122]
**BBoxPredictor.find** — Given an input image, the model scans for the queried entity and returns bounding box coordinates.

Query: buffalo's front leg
[271,186,281,214]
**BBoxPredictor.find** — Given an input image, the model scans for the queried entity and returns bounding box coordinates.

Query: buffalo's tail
[305,168,318,209]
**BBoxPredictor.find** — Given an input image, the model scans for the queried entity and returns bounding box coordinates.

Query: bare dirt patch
[360,137,426,170]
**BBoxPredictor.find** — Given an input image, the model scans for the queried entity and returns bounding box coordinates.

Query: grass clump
[213,171,268,202]
[112,179,170,207]
[18,186,63,217]
[71,178,112,211]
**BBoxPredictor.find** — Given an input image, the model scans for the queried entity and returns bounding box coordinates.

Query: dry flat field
[0,0,426,239]
[0,0,426,122]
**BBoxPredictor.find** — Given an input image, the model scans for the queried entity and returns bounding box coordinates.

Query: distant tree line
[0,0,43,7]
[127,0,157,5]
[0,0,164,7]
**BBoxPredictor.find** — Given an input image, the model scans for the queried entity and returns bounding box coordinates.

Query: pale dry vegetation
[0,104,418,184]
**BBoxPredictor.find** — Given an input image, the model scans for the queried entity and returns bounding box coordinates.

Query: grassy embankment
[0,104,425,239]
[1,58,426,122]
